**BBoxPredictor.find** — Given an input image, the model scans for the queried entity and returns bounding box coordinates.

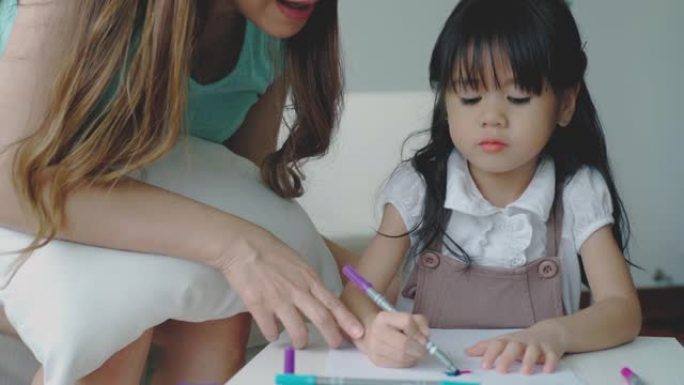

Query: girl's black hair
[404,0,631,274]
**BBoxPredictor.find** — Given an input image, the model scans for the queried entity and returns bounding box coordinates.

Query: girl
[0,1,362,385]
[341,0,641,375]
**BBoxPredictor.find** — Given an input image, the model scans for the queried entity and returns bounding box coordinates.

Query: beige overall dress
[401,203,565,329]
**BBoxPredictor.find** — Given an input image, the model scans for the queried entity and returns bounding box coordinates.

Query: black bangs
[431,0,568,96]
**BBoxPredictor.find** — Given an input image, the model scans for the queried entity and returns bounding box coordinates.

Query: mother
[0,0,362,384]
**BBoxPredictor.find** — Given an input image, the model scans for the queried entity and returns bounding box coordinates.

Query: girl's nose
[480,101,507,128]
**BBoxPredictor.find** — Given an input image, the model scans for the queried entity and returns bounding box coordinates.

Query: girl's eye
[508,96,531,105]
[460,97,482,105]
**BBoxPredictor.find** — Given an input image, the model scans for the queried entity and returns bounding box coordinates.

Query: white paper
[326,329,585,385]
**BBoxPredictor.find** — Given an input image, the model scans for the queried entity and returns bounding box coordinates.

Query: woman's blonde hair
[12,0,342,253]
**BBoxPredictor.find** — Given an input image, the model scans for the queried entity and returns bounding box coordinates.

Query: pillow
[0,135,341,385]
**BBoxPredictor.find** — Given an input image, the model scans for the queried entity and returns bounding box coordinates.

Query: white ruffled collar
[444,150,556,220]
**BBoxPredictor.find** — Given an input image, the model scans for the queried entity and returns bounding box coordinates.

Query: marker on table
[284,346,296,374]
[621,367,646,385]
[275,373,479,385]
[342,265,461,376]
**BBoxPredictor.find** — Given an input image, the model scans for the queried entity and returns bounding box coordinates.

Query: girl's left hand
[465,321,568,374]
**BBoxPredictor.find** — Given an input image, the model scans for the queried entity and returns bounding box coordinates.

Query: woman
[0,0,363,384]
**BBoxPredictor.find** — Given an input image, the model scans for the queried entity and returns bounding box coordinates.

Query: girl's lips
[276,0,317,21]
[479,140,507,153]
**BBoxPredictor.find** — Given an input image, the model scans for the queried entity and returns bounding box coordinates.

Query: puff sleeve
[380,162,427,235]
[562,166,615,252]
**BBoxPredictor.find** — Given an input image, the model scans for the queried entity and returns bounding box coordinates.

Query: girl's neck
[467,157,540,208]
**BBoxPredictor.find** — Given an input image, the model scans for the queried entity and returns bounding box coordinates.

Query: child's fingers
[495,341,524,373]
[520,344,541,375]
[465,339,489,356]
[378,312,427,345]
[480,339,507,369]
[412,314,431,339]
[370,330,424,367]
[388,336,426,363]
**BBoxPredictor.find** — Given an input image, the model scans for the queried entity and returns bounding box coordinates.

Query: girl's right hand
[218,228,364,349]
[356,311,430,368]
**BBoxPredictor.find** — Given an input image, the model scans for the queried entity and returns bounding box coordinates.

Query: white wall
[296,0,684,287]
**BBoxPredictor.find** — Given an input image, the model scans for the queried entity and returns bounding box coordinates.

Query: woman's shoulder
[0,0,79,144]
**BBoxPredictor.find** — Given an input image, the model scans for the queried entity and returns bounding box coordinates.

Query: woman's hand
[354,311,430,368]
[219,227,364,349]
[465,320,568,374]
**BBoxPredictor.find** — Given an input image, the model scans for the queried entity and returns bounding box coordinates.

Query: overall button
[510,256,526,267]
[402,285,417,299]
[420,253,440,269]
[538,260,559,278]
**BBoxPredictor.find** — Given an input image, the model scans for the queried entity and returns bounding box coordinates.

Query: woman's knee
[0,306,17,336]
[152,314,253,381]
[156,313,252,356]
[77,329,153,385]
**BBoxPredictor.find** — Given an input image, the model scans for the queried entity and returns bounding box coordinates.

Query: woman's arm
[0,2,362,348]
[226,78,365,283]
[225,75,286,166]
[0,1,246,271]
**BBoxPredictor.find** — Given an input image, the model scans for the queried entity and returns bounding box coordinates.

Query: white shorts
[0,136,342,385]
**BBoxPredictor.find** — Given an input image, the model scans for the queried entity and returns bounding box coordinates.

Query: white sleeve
[562,166,615,252]
[380,162,426,233]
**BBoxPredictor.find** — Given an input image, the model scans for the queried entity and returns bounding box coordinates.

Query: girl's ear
[558,84,581,127]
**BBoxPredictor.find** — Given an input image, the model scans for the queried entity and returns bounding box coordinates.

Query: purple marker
[284,346,296,374]
[343,265,461,375]
[621,367,646,385]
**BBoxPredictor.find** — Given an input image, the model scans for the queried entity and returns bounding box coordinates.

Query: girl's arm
[550,225,641,350]
[341,204,430,368]
[0,2,362,349]
[341,204,410,325]
[324,238,360,283]
[467,225,641,374]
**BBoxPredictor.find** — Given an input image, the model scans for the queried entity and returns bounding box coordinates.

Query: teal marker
[275,373,480,385]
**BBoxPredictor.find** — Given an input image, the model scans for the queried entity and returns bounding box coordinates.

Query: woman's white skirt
[0,136,342,385]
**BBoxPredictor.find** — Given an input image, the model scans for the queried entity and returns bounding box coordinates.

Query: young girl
[341,0,641,375]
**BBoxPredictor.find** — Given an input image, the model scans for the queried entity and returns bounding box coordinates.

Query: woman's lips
[479,140,507,153]
[276,0,317,21]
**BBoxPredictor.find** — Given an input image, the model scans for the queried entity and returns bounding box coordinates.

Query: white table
[228,329,684,385]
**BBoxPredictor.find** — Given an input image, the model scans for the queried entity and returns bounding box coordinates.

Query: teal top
[0,1,281,143]
[0,0,17,55]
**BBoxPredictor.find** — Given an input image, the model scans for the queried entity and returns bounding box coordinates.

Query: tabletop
[227,328,684,385]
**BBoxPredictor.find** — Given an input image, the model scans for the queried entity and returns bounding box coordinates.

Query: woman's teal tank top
[0,1,280,143]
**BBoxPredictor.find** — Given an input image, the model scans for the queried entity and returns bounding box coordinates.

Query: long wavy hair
[10,0,342,253]
[404,0,630,271]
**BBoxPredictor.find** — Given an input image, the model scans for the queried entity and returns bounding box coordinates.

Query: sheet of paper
[326,329,585,385]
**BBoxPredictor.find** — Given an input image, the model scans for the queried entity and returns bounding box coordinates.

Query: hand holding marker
[342,265,462,375]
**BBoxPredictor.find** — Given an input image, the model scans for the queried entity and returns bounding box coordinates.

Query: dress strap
[545,189,564,257]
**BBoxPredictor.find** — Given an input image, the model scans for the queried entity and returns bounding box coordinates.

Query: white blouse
[382,150,614,313]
